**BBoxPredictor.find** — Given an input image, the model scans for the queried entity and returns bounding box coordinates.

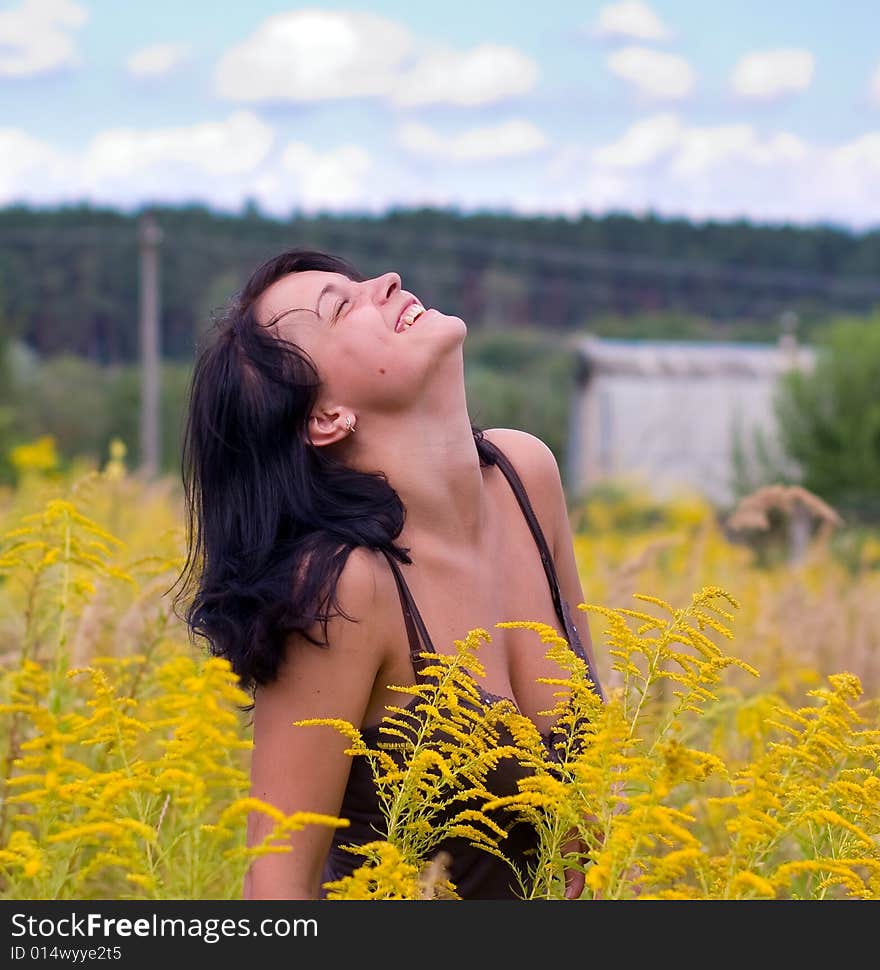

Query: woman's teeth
[397,303,426,332]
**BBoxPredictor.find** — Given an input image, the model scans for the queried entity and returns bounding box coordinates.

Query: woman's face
[254,269,466,417]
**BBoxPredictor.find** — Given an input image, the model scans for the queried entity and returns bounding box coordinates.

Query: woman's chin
[436,309,467,333]
[419,307,467,340]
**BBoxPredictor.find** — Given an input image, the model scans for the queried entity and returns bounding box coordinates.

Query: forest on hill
[2,203,878,500]
[1,202,879,364]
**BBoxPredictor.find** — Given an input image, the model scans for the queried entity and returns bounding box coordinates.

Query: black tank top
[320,437,601,899]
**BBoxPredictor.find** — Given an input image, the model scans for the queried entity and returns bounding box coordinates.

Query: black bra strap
[380,549,435,675]
[480,437,604,698]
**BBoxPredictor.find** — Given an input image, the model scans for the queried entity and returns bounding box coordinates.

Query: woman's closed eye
[331,300,348,324]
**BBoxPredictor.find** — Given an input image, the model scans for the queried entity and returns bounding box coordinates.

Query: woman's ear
[307,409,348,449]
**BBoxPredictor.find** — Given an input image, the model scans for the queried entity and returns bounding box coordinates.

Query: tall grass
[0,442,877,899]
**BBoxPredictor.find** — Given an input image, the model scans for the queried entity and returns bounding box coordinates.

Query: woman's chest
[377,480,572,733]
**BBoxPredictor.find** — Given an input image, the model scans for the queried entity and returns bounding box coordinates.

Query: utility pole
[138,211,163,479]
[778,308,800,367]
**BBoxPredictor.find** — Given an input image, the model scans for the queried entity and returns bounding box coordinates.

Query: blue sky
[2,0,880,228]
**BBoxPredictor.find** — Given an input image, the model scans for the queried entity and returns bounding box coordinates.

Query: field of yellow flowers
[1,438,878,901]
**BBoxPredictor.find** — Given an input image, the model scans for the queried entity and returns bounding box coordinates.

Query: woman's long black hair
[171,248,494,709]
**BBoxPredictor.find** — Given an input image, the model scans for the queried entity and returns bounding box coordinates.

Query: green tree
[774,312,880,522]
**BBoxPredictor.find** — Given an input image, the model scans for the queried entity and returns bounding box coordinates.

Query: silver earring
[346,416,357,434]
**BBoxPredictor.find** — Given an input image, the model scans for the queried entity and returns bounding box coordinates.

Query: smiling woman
[171,247,604,900]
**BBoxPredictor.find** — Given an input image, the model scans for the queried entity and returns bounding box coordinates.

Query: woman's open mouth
[396,302,427,332]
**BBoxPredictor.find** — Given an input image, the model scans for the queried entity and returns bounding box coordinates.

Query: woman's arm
[243,547,386,900]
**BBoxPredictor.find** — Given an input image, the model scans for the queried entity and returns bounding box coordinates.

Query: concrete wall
[566,337,816,507]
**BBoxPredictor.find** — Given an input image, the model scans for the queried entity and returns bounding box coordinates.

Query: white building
[564,332,817,508]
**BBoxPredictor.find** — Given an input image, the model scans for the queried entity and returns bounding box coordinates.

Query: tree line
[1,202,879,364]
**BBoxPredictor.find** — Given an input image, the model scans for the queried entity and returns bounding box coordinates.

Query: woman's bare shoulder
[282,545,397,664]
[335,545,402,643]
[325,546,402,644]
[481,428,562,494]
[337,545,382,603]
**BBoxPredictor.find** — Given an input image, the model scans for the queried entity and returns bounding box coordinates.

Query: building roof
[567,333,818,380]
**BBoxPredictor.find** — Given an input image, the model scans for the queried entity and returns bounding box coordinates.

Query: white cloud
[393,44,538,107]
[215,9,409,101]
[592,112,682,168]
[398,119,546,161]
[396,126,877,227]
[562,115,880,229]
[592,112,807,175]
[277,142,373,212]
[214,9,537,107]
[672,125,807,175]
[0,0,86,77]
[830,132,880,176]
[0,128,66,199]
[585,172,633,210]
[127,43,189,78]
[0,118,379,214]
[870,63,880,105]
[607,46,695,99]
[592,1,672,42]
[83,111,274,184]
[730,49,814,100]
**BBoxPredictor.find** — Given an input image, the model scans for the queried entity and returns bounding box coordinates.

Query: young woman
[175,248,604,900]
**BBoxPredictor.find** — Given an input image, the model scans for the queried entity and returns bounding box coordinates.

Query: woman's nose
[371,272,401,303]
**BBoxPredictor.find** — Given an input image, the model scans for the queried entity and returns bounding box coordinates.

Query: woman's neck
[344,398,490,552]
